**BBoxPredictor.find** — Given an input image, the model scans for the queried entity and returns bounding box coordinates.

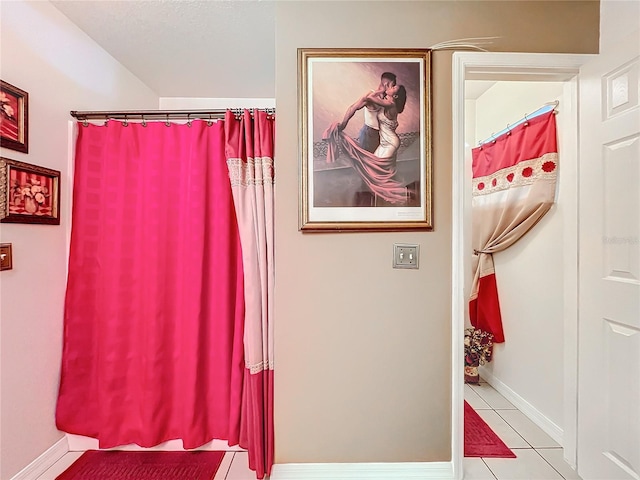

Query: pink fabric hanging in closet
[470,111,558,343]
[224,110,275,479]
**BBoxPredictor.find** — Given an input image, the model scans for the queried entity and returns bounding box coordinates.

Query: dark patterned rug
[56,450,225,480]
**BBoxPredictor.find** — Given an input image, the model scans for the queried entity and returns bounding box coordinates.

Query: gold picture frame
[298,48,432,232]
[0,157,60,225]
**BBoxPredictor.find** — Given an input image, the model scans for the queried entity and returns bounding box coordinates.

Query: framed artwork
[0,80,29,154]
[0,157,60,225]
[298,48,432,232]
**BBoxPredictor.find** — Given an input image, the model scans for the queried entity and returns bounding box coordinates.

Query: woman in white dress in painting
[323,82,408,204]
[369,83,407,161]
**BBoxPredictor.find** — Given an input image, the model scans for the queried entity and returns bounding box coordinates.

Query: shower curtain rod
[70,108,275,122]
[477,100,558,146]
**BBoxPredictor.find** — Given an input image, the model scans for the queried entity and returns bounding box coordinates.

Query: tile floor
[38,380,582,480]
[464,379,582,480]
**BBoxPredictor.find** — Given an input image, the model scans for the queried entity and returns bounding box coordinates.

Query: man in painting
[338,71,397,153]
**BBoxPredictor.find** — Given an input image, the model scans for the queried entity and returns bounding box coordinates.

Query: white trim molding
[10,436,69,480]
[271,461,454,480]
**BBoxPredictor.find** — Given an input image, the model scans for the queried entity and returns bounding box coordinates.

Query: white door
[578,27,640,480]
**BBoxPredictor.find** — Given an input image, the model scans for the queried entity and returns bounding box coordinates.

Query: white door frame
[451,51,594,479]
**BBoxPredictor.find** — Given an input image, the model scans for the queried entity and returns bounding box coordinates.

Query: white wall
[600,0,640,53]
[158,97,275,110]
[468,81,570,433]
[0,1,158,478]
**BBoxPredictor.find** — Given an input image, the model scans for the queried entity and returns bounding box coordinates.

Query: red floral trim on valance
[472,153,557,196]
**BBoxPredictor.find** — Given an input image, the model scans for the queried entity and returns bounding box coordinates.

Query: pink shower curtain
[56,115,274,478]
[469,110,558,344]
[224,110,275,479]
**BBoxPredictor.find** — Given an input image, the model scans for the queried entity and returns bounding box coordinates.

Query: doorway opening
[451,52,593,480]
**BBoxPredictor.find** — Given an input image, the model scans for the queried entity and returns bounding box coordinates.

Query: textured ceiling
[51,0,276,98]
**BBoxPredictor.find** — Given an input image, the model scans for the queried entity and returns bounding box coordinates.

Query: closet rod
[70,108,275,122]
[477,100,558,146]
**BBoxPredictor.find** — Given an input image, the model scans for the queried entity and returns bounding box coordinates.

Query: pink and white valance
[470,110,558,343]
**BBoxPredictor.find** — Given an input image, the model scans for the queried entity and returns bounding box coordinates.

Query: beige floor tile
[225,451,257,480]
[37,452,84,480]
[213,452,235,480]
[464,457,497,479]
[483,449,563,480]
[536,448,582,480]
[497,410,560,448]
[465,384,492,409]
[469,383,516,409]
[475,409,530,448]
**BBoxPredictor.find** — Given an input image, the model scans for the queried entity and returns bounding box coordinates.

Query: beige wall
[0,1,158,478]
[274,0,599,464]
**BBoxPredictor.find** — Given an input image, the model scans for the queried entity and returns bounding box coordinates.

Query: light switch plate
[393,243,419,269]
[0,243,13,271]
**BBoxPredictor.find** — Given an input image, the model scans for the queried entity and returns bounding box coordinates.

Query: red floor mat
[56,450,226,480]
[464,401,517,458]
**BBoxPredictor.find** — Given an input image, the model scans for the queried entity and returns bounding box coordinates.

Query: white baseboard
[10,436,69,480]
[66,433,244,452]
[478,368,564,445]
[270,461,454,479]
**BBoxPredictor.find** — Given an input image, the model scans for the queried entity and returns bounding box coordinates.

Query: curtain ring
[506,123,511,136]
[207,114,213,127]
[104,118,109,127]
[523,113,529,127]
[491,133,497,144]
[187,114,192,127]
[165,114,171,127]
[141,115,147,127]
[123,115,129,127]
[82,118,88,127]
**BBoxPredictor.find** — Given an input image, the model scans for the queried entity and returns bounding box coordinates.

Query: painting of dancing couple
[298,48,432,231]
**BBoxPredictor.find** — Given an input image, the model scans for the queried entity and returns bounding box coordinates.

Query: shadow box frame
[0,80,29,154]
[0,157,61,225]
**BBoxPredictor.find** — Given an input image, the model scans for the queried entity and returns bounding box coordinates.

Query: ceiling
[51,0,276,98]
[50,1,497,101]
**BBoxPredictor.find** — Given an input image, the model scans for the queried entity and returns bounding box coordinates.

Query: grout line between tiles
[481,405,531,450]
[493,409,536,449]
[469,383,517,410]
[223,451,235,480]
[534,448,571,480]
[481,458,499,480]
